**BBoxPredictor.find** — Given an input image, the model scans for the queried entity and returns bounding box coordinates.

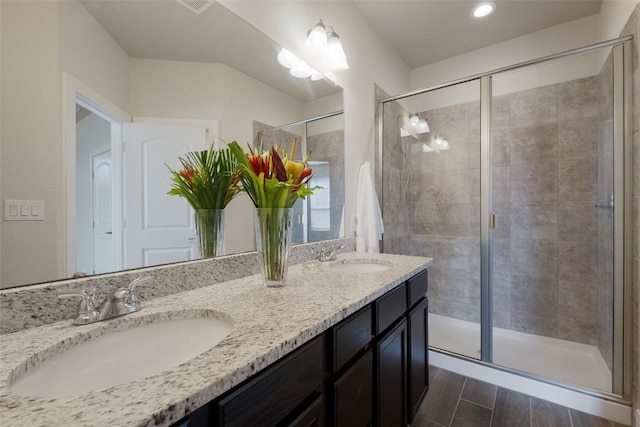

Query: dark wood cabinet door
[376,318,407,427]
[333,349,373,427]
[408,298,428,422]
[286,395,325,427]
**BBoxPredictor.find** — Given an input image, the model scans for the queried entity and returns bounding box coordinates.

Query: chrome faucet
[58,276,152,325]
[318,245,345,262]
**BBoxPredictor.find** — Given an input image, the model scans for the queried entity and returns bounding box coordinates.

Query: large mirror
[0,0,343,289]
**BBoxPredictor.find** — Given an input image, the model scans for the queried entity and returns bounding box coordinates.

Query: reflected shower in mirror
[254,111,345,245]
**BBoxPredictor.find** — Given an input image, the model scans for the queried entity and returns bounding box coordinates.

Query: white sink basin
[329,259,392,273]
[9,315,232,397]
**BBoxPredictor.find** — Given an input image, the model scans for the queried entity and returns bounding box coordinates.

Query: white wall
[219,0,411,237]
[0,0,129,288]
[304,92,344,136]
[1,1,60,287]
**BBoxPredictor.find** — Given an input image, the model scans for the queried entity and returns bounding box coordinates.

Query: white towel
[355,161,384,252]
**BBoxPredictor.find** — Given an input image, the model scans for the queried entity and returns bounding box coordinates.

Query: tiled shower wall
[383,74,609,349]
[307,131,345,242]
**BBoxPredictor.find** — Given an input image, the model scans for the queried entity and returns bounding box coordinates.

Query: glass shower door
[381,79,482,360]
[490,46,616,393]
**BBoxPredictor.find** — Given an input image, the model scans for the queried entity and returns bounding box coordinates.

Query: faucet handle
[58,289,99,325]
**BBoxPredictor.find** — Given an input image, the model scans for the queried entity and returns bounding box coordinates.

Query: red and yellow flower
[229,139,318,208]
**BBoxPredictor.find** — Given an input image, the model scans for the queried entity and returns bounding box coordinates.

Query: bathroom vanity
[0,252,430,426]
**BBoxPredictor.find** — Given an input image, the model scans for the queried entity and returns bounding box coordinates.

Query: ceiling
[80,1,341,103]
[354,0,603,69]
[81,0,604,100]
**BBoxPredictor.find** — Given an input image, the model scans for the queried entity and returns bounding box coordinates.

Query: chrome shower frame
[376,35,634,403]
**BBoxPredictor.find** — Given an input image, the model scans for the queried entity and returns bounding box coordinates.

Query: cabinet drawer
[375,283,407,335]
[331,306,372,373]
[407,270,428,308]
[216,336,324,427]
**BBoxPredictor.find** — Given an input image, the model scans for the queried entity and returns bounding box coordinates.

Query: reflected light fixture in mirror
[400,114,429,137]
[277,48,318,79]
[431,136,450,151]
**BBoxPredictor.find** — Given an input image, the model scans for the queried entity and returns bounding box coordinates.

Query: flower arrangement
[166,145,240,258]
[166,145,240,209]
[228,139,317,208]
[228,139,318,286]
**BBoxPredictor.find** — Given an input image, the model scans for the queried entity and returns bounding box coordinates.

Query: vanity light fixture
[277,20,349,80]
[472,2,496,18]
[306,20,350,71]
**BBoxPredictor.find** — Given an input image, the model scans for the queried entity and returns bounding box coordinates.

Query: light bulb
[290,60,312,78]
[422,144,434,153]
[306,20,328,52]
[440,139,450,150]
[310,69,324,81]
[326,32,349,70]
[433,137,444,148]
[472,2,496,18]
[277,48,297,68]
[417,119,430,134]
[409,115,420,127]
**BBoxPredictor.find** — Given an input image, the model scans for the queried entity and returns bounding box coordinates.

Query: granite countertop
[0,252,431,427]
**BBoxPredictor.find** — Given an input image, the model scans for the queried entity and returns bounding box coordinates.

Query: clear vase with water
[194,209,225,258]
[254,208,293,287]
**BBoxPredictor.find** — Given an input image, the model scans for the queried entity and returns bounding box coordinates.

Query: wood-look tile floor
[412,367,630,427]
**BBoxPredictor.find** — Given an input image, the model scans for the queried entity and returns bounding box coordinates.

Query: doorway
[75,105,113,275]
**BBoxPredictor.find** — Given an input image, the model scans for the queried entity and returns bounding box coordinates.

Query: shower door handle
[594,193,614,211]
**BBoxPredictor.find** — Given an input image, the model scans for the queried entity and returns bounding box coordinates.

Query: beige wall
[0,1,129,288]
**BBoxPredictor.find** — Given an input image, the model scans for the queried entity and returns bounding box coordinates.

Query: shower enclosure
[377,37,633,400]
[255,111,345,244]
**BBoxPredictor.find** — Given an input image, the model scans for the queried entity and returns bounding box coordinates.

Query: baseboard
[430,351,632,426]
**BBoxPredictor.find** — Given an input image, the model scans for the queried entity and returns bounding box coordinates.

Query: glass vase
[254,207,293,287]
[194,209,225,258]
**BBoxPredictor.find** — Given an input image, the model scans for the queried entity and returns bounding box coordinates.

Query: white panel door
[92,150,113,274]
[124,123,207,269]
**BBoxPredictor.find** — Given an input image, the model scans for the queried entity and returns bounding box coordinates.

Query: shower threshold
[429,313,612,392]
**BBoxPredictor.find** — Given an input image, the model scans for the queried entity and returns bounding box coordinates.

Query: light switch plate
[4,200,45,221]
